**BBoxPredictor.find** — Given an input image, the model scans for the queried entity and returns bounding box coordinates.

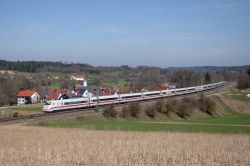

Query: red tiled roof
[17,90,37,97]
[147,85,168,91]
[50,89,70,100]
[51,91,61,100]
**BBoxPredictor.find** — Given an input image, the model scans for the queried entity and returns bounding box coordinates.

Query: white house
[71,74,85,81]
[17,90,40,105]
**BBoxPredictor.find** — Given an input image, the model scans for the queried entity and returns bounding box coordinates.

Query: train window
[64,100,87,105]
[122,95,141,99]
[99,98,118,101]
[145,93,160,96]
[45,102,51,105]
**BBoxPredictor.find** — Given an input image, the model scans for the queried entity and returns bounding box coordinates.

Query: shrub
[165,100,178,115]
[182,97,197,107]
[198,95,216,115]
[129,103,143,118]
[174,98,197,118]
[145,106,157,118]
[12,112,19,118]
[121,106,131,119]
[176,101,194,118]
[103,105,117,118]
[156,100,167,114]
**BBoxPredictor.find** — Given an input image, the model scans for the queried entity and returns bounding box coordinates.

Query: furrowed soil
[0,125,249,166]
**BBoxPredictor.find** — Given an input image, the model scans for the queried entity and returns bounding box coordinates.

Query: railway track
[0,83,229,125]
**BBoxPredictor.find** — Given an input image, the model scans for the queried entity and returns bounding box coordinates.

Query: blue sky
[0,0,249,67]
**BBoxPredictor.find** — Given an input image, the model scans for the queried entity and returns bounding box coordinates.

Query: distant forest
[0,59,248,73]
[0,60,93,73]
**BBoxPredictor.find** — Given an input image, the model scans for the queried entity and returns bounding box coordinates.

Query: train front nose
[43,105,50,112]
[43,101,52,112]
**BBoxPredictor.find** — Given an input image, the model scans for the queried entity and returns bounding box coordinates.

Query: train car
[91,95,120,106]
[120,92,143,102]
[144,91,162,100]
[43,98,89,112]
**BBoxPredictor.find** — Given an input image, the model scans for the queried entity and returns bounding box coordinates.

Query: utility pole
[95,88,100,112]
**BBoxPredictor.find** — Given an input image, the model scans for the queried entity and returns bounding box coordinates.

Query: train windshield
[45,101,52,105]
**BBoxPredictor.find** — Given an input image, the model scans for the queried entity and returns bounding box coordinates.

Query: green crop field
[34,114,250,134]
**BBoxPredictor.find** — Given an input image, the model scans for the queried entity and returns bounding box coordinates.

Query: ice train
[43,81,226,112]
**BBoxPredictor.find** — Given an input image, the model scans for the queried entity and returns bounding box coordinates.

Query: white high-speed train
[43,81,226,112]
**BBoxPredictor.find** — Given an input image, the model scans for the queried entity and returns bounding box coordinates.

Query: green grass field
[42,82,62,89]
[34,114,250,134]
[5,104,42,113]
[102,79,129,88]
[186,114,250,125]
[1,104,42,117]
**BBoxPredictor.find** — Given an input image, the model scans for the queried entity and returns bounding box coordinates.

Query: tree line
[0,72,35,105]
[237,66,250,89]
[0,60,92,73]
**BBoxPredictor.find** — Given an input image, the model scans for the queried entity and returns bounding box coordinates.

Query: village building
[72,80,94,98]
[71,74,85,81]
[39,89,51,102]
[51,89,71,100]
[17,90,40,105]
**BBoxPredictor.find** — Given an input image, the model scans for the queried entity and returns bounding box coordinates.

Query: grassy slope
[223,90,250,102]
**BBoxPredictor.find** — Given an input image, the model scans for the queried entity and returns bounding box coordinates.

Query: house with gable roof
[17,90,40,105]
